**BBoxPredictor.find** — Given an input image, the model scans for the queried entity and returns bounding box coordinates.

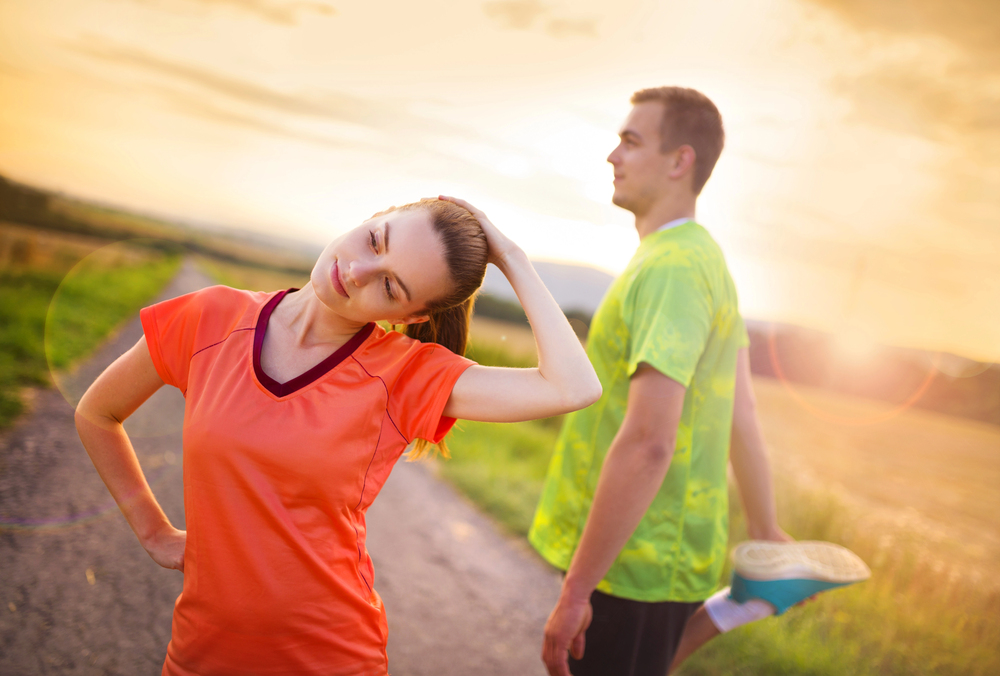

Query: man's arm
[542,364,685,676]
[729,348,789,541]
[665,349,792,674]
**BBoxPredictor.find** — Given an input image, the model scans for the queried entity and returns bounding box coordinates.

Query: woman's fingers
[145,526,187,571]
[433,195,518,266]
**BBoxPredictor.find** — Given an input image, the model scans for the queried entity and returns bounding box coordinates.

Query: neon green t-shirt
[528,221,748,602]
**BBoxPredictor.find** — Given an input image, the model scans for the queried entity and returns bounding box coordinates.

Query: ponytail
[403,295,477,460]
[403,295,476,357]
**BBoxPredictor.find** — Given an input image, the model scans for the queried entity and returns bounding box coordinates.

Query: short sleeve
[140,291,205,393]
[388,344,475,444]
[624,261,712,388]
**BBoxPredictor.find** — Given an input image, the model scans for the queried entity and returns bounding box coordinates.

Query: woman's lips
[331,260,349,298]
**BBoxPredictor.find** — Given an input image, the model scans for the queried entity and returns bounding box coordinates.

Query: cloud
[154,87,355,150]
[70,41,382,127]
[805,0,1000,67]
[545,17,598,39]
[483,0,547,30]
[832,65,999,146]
[483,1,597,38]
[65,39,612,221]
[126,0,336,26]
[0,59,28,79]
[805,0,1000,147]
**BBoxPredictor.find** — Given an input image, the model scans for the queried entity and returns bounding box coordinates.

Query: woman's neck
[272,283,369,349]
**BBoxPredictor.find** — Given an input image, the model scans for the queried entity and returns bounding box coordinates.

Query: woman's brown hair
[373,198,488,458]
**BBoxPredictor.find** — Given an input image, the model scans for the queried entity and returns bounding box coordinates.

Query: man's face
[606,101,678,214]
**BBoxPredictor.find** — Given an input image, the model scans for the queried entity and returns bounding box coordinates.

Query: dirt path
[0,260,561,675]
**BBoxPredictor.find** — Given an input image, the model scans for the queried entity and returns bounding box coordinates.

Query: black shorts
[568,588,701,676]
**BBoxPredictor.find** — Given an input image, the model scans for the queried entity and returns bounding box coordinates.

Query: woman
[75,196,601,676]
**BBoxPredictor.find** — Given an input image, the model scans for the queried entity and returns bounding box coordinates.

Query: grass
[44,249,181,370]
[441,411,1000,675]
[687,477,1000,676]
[0,225,180,429]
[190,256,999,673]
[437,320,1000,676]
[438,418,560,536]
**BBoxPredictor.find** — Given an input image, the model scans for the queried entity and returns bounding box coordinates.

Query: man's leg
[568,589,700,676]
[668,605,719,673]
[668,587,775,673]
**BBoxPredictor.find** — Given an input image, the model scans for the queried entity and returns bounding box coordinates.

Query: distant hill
[481,260,614,314]
[477,260,999,429]
[0,172,314,274]
[745,320,1000,428]
[4,171,996,428]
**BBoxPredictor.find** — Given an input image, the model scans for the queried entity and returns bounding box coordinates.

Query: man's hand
[752,525,793,543]
[542,592,592,676]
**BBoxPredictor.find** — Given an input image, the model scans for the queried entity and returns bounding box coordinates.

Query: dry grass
[753,377,1000,578]
[455,317,1000,674]
[0,221,112,273]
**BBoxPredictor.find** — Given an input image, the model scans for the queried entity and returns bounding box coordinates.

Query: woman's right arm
[439,197,602,423]
[74,336,186,571]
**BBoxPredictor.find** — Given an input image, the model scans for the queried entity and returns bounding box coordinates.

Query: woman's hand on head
[437,196,520,269]
[142,525,186,572]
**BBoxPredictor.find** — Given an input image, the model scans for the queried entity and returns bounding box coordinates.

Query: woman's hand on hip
[142,525,187,572]
[437,195,520,269]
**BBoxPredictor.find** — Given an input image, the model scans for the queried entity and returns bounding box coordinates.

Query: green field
[440,320,1000,676]
[195,256,1000,674]
[0,223,180,428]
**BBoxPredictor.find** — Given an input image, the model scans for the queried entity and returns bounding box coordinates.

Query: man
[529,86,790,676]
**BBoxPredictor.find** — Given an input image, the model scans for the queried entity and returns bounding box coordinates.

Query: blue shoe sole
[730,572,851,615]
[727,540,871,615]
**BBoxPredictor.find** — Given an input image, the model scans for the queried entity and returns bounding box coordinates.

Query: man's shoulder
[636,223,730,275]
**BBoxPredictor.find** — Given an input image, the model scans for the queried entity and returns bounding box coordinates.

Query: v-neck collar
[253,289,375,398]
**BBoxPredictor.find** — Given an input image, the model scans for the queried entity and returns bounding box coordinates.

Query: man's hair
[630,86,724,195]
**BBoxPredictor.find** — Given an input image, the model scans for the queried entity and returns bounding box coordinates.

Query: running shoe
[728,540,871,615]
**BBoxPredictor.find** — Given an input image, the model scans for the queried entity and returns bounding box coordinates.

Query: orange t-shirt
[140,286,473,676]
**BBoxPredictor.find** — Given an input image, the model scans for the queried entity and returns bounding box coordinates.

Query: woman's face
[311,208,453,325]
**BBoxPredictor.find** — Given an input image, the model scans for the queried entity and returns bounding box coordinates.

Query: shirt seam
[349,355,407,444]
[190,327,254,361]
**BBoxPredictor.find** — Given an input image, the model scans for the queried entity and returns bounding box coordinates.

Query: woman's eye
[384,278,394,301]
[369,231,377,251]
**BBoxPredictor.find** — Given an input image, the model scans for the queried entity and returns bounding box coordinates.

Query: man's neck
[634,194,697,240]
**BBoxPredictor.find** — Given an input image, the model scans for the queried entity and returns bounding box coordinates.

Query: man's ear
[668,145,696,180]
[390,314,430,326]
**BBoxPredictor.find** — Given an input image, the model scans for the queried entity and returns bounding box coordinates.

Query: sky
[1,0,998,363]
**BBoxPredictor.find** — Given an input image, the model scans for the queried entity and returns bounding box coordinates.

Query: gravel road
[0,260,561,675]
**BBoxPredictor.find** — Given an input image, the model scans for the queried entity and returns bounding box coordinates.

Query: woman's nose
[347,259,376,287]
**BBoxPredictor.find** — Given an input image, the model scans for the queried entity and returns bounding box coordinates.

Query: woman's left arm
[440,198,602,423]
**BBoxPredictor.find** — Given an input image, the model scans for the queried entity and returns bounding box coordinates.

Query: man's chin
[610,191,633,211]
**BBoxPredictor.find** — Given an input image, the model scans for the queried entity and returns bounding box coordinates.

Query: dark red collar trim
[253,289,376,398]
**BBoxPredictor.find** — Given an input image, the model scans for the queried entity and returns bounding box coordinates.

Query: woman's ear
[390,313,430,326]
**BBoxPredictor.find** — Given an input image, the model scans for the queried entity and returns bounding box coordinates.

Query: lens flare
[42,239,183,439]
[767,323,939,426]
[0,461,179,533]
